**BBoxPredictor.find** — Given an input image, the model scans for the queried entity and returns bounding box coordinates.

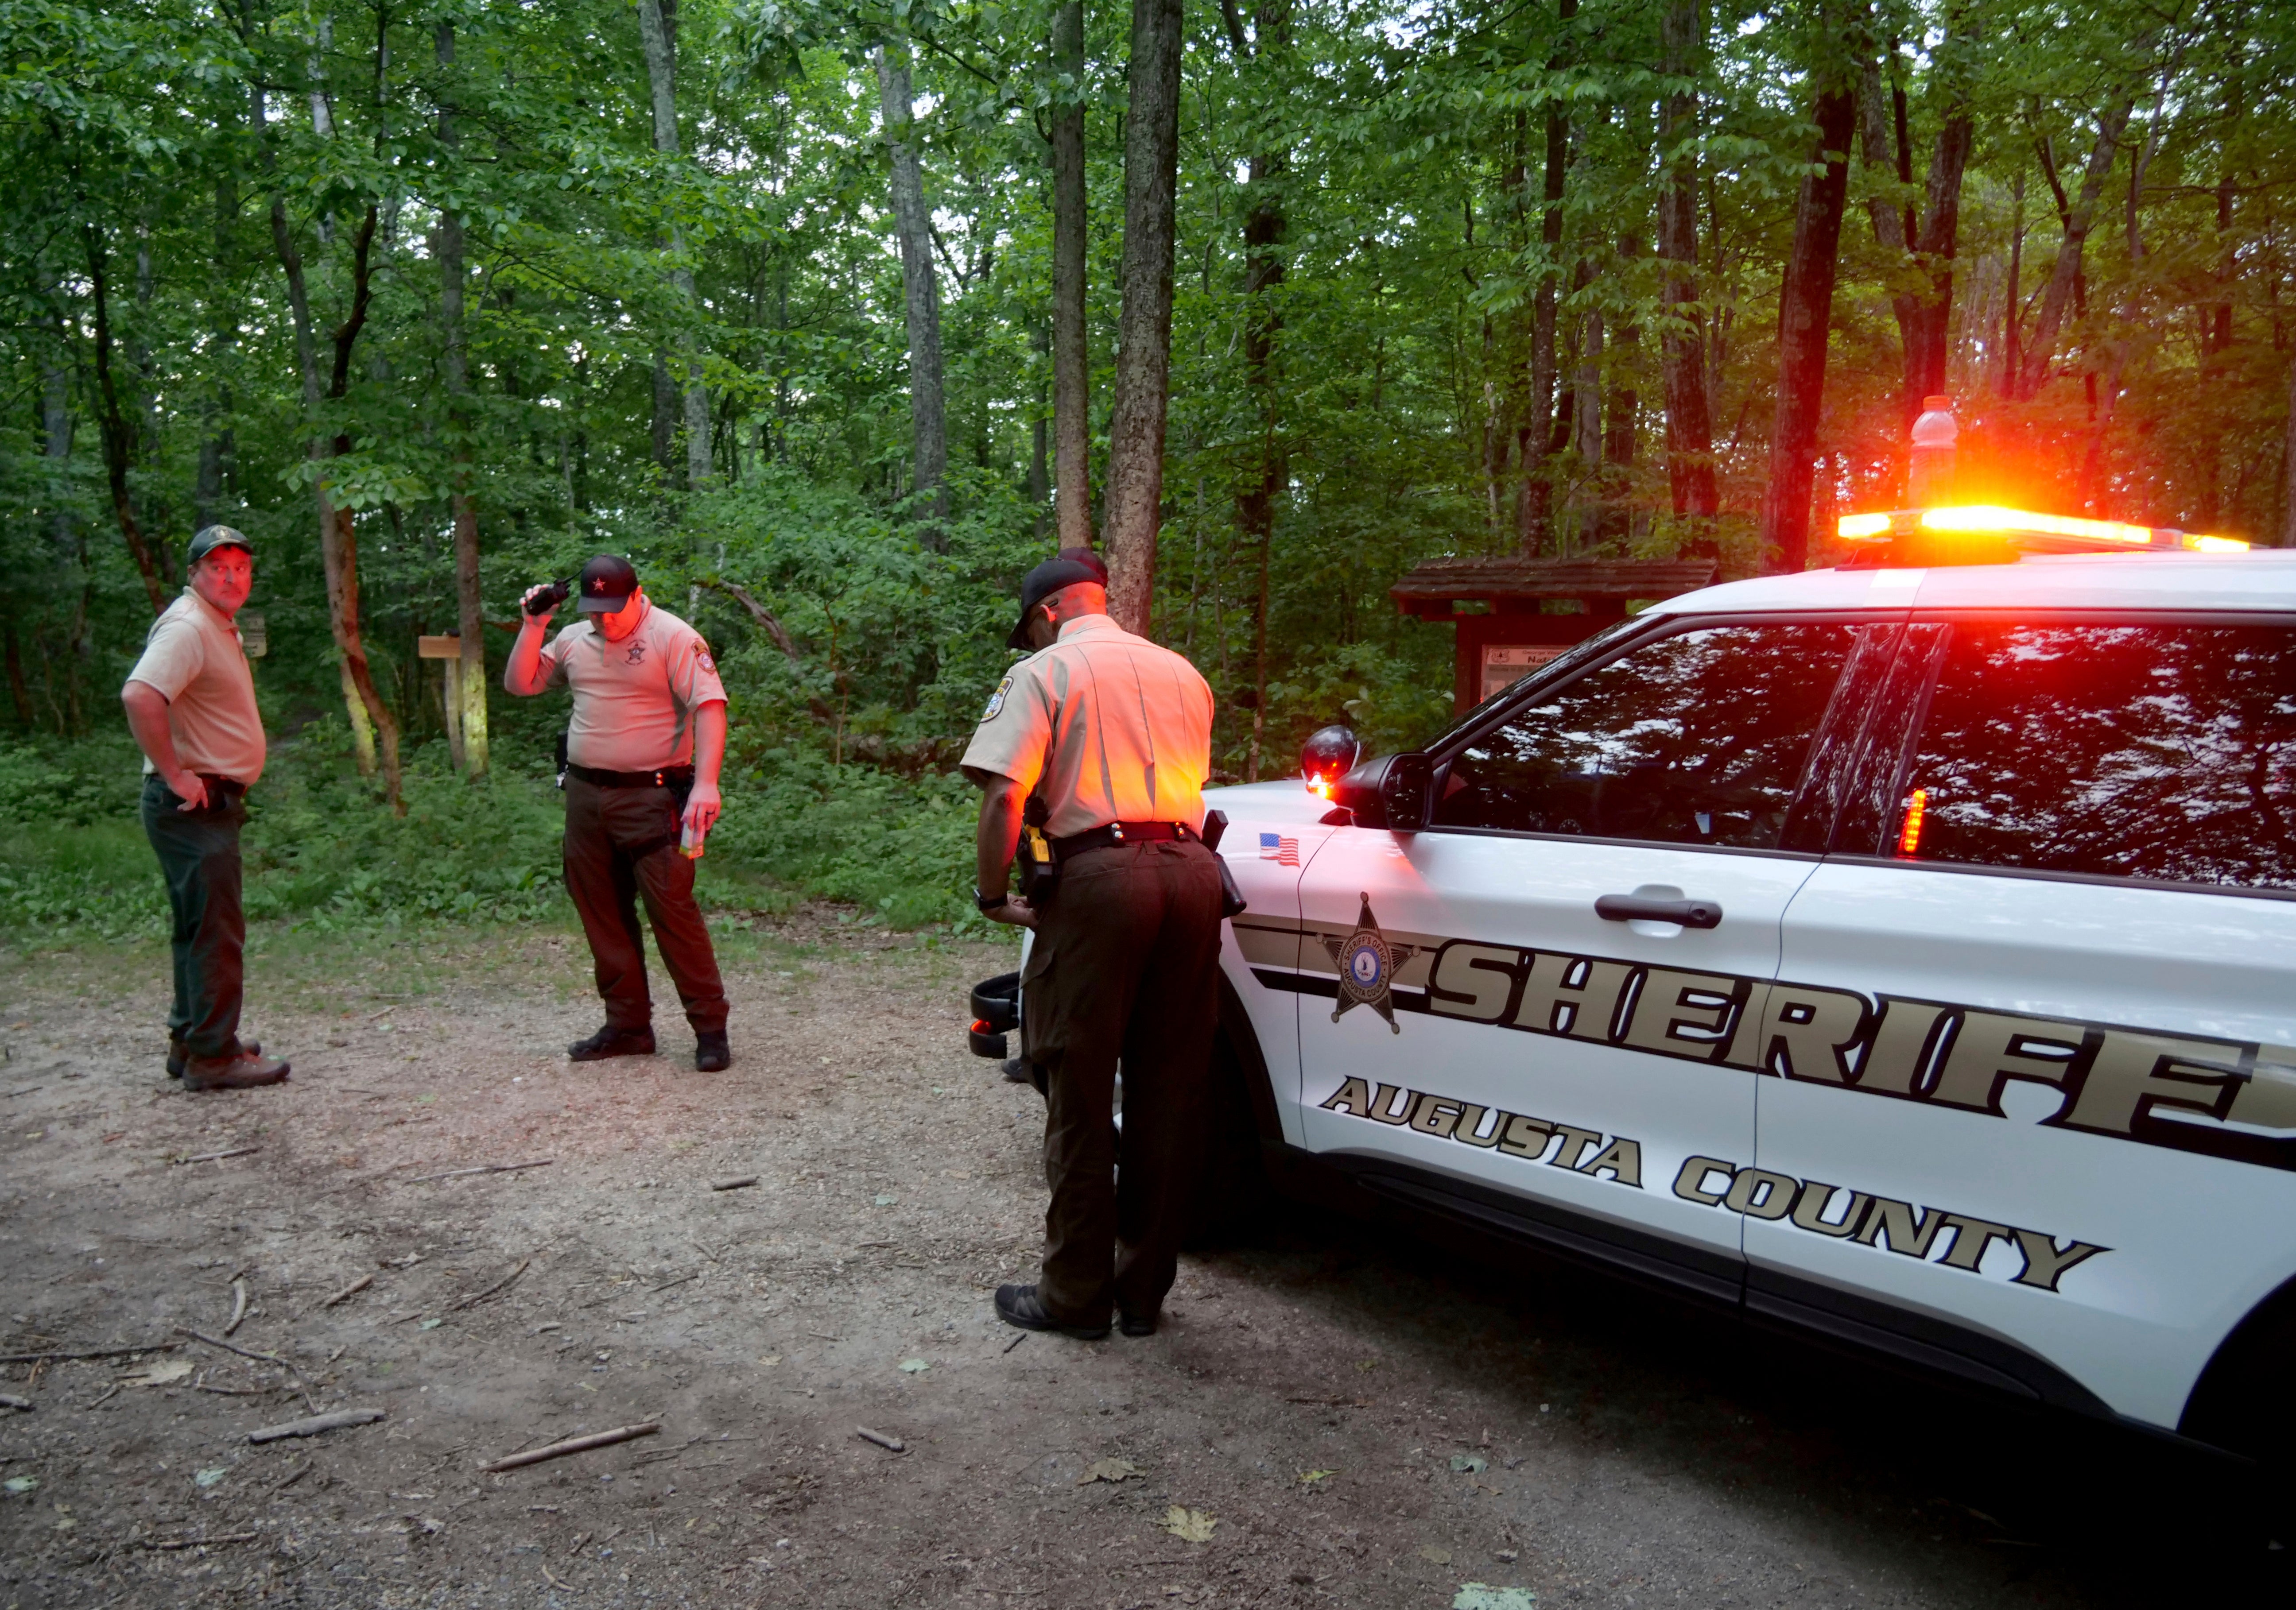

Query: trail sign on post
[418,634,466,771]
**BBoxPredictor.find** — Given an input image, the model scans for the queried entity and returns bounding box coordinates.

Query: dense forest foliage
[5,0,2293,925]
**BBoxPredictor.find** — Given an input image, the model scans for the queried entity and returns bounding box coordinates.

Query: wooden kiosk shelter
[1390,557,1719,714]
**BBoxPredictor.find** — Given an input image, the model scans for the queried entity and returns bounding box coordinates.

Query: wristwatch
[974,888,1008,913]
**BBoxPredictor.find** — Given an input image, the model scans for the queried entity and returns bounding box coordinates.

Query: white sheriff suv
[1150,543,2296,1468]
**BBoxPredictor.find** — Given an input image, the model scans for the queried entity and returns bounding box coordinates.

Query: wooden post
[418,635,466,771]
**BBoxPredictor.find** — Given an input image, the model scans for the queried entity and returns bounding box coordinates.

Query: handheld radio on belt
[1016,793,1059,902]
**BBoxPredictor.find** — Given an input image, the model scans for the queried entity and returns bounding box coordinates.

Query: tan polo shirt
[124,590,267,784]
[539,599,728,770]
[960,613,1214,837]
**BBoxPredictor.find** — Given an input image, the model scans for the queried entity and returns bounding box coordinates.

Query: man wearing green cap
[119,526,289,1091]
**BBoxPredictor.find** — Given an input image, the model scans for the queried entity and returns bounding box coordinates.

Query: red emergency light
[1838,505,2249,564]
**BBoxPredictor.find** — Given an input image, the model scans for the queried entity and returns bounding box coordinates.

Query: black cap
[188,525,252,564]
[576,554,639,613]
[1055,546,1107,583]
[1008,557,1105,649]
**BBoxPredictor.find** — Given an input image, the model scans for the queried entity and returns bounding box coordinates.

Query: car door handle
[1595,894,1723,929]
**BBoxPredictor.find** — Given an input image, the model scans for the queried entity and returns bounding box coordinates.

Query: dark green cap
[188,524,252,564]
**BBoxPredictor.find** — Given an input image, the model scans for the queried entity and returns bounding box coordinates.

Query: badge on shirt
[695,640,715,673]
[981,672,1014,721]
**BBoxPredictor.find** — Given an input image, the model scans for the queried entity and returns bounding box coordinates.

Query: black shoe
[994,1284,1109,1340]
[568,1025,655,1061]
[694,1031,730,1072]
[169,1038,259,1079]
[1117,1309,1157,1338]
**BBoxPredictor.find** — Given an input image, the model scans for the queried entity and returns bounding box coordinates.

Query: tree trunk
[2280,357,2296,548]
[81,228,167,615]
[1656,0,1715,534]
[270,180,400,806]
[1760,77,1858,574]
[636,0,712,495]
[323,204,403,810]
[1903,114,1974,410]
[1223,0,1291,779]
[873,44,948,542]
[1518,0,1576,556]
[196,172,237,532]
[1102,0,1184,635]
[2013,102,2131,401]
[1050,0,1093,552]
[1571,294,1603,550]
[436,20,489,777]
[1602,235,1640,546]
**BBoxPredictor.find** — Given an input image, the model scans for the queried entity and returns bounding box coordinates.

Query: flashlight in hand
[524,580,572,617]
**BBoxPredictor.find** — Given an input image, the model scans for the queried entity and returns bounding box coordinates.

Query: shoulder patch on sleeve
[694,636,715,673]
[981,671,1015,721]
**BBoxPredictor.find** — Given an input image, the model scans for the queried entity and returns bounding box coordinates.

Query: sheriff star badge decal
[1320,893,1417,1034]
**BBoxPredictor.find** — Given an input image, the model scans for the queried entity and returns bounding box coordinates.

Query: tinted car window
[1435,623,1858,848]
[1899,623,2296,890]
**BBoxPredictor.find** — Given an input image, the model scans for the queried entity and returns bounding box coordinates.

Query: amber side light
[1897,789,1928,857]
[970,1018,995,1034]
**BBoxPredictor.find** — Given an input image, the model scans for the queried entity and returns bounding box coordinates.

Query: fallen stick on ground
[173,1147,259,1165]
[452,1259,531,1311]
[0,1393,31,1411]
[0,1343,176,1365]
[145,1531,260,1551]
[481,1421,661,1474]
[249,1408,385,1444]
[1002,1332,1029,1355]
[709,1176,757,1191]
[173,1327,308,1386]
[3,1084,42,1098]
[647,1271,698,1294]
[855,1425,905,1453]
[222,1281,248,1337]
[407,1159,553,1184]
[196,1383,275,1397]
[318,1273,373,1308]
[273,1461,313,1491]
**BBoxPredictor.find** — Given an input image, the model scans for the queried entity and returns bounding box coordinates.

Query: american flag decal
[1259,832,1299,866]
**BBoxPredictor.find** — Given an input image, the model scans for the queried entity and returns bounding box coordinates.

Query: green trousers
[141,775,247,1060]
[1022,838,1224,1324]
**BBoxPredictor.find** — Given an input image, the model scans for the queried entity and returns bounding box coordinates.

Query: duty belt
[1047,820,1198,859]
[566,762,695,790]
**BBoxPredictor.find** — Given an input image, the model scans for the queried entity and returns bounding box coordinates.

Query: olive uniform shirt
[538,599,728,770]
[960,614,1214,836]
[124,590,267,785]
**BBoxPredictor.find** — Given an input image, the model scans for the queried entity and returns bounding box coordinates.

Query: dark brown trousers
[1023,838,1224,1324]
[562,776,727,1036]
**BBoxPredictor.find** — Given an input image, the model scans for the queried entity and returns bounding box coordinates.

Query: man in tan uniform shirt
[505,554,732,1072]
[120,525,289,1091]
[964,556,1221,1339]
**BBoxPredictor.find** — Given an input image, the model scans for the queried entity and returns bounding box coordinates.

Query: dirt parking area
[0,912,2287,1610]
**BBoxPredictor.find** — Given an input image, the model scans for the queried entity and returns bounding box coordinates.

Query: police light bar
[1837,506,2249,557]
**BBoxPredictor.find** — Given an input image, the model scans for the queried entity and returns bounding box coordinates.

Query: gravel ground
[0,910,2287,1610]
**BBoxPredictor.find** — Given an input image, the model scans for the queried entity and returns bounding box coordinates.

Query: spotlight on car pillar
[1301,724,1363,800]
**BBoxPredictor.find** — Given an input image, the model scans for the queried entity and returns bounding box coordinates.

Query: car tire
[2182,1273,2296,1497]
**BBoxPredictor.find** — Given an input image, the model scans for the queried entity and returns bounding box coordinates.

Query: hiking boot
[993,1283,1109,1341]
[168,1038,258,1079]
[568,1025,655,1062]
[694,1031,731,1072]
[182,1049,291,1091]
[1117,1308,1158,1338]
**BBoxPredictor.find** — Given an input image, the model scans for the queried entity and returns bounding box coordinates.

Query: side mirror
[1300,724,1362,799]
[1330,752,1433,832]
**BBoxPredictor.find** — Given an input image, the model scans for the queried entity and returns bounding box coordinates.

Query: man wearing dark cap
[120,525,290,1090]
[505,556,733,1072]
[963,556,1221,1340]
